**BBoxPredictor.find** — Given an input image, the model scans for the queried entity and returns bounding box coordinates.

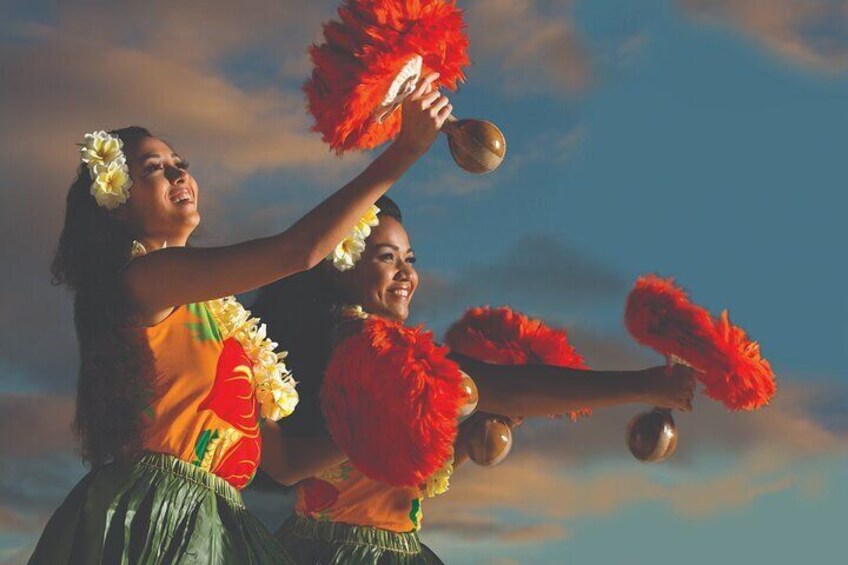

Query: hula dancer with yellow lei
[252,196,697,564]
[29,76,452,565]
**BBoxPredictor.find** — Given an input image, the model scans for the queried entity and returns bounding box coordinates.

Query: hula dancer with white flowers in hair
[29,73,452,565]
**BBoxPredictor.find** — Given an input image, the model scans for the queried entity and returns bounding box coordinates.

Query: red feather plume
[321,316,465,487]
[306,0,469,153]
[444,306,591,420]
[625,274,776,411]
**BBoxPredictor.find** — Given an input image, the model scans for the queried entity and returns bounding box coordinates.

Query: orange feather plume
[305,0,469,153]
[321,316,465,487]
[445,306,591,420]
[625,274,776,411]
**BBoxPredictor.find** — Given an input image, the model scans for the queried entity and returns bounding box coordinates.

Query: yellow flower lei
[327,205,380,271]
[205,296,299,421]
[127,244,297,421]
[423,454,454,498]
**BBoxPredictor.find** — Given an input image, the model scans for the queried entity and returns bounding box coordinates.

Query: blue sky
[1,1,846,563]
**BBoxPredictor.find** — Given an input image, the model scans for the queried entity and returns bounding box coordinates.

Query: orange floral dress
[295,460,424,532]
[133,302,262,489]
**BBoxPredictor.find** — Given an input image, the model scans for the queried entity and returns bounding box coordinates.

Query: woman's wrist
[388,136,429,161]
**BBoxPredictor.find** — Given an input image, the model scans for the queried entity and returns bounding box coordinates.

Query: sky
[1,0,846,563]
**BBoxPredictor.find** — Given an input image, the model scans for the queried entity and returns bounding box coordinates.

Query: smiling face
[123,136,200,247]
[338,215,419,322]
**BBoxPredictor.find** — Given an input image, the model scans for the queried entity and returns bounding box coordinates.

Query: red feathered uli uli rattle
[624,274,777,462]
[306,0,506,173]
[445,306,590,467]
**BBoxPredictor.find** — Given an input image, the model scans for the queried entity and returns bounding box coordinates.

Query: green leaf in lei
[138,388,156,423]
[192,428,219,466]
[408,497,423,531]
[184,303,222,342]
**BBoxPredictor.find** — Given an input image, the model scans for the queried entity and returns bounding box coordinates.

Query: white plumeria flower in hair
[80,130,124,172]
[80,130,133,209]
[327,204,380,271]
[91,158,132,210]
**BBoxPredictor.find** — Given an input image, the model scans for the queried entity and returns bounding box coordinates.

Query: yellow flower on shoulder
[80,130,124,171]
[423,456,454,498]
[205,295,299,421]
[256,376,299,421]
[91,158,132,210]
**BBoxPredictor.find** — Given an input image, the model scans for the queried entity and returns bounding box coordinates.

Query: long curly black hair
[52,126,156,466]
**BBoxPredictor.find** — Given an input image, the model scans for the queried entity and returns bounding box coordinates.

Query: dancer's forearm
[451,354,692,418]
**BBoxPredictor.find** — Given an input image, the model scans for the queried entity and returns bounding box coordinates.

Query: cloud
[424,380,848,540]
[425,515,569,544]
[0,507,29,533]
[413,233,626,324]
[0,394,74,458]
[680,0,848,73]
[465,0,593,95]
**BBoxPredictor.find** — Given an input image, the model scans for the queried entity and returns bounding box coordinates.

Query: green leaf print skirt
[276,514,444,565]
[28,452,292,564]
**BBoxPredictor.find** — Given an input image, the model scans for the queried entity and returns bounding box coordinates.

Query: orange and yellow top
[130,302,262,489]
[295,460,424,533]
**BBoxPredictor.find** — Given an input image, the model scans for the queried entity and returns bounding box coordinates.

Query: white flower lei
[327,205,380,271]
[205,296,299,421]
[79,130,133,210]
[423,454,454,498]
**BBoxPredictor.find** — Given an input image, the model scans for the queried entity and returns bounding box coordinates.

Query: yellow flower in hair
[80,130,124,171]
[328,205,380,271]
[331,233,367,272]
[91,159,132,210]
[354,205,380,238]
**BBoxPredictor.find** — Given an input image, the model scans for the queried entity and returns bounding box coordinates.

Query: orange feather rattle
[305,0,506,173]
[624,274,777,461]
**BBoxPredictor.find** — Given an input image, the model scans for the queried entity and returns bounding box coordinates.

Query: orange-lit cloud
[680,0,848,73]
[465,0,593,95]
[0,394,74,458]
[426,514,569,543]
[425,382,848,539]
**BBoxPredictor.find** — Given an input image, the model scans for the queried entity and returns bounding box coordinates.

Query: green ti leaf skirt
[28,452,292,564]
[276,514,444,565]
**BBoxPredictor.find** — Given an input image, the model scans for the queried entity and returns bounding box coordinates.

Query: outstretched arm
[451,354,695,419]
[125,74,453,322]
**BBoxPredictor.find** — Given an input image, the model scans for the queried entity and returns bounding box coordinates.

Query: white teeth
[170,190,192,204]
[390,288,410,298]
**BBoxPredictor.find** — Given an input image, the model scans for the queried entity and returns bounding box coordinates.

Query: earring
[131,240,147,258]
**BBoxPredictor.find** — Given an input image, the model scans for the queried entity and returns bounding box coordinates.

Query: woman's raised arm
[125,74,452,320]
